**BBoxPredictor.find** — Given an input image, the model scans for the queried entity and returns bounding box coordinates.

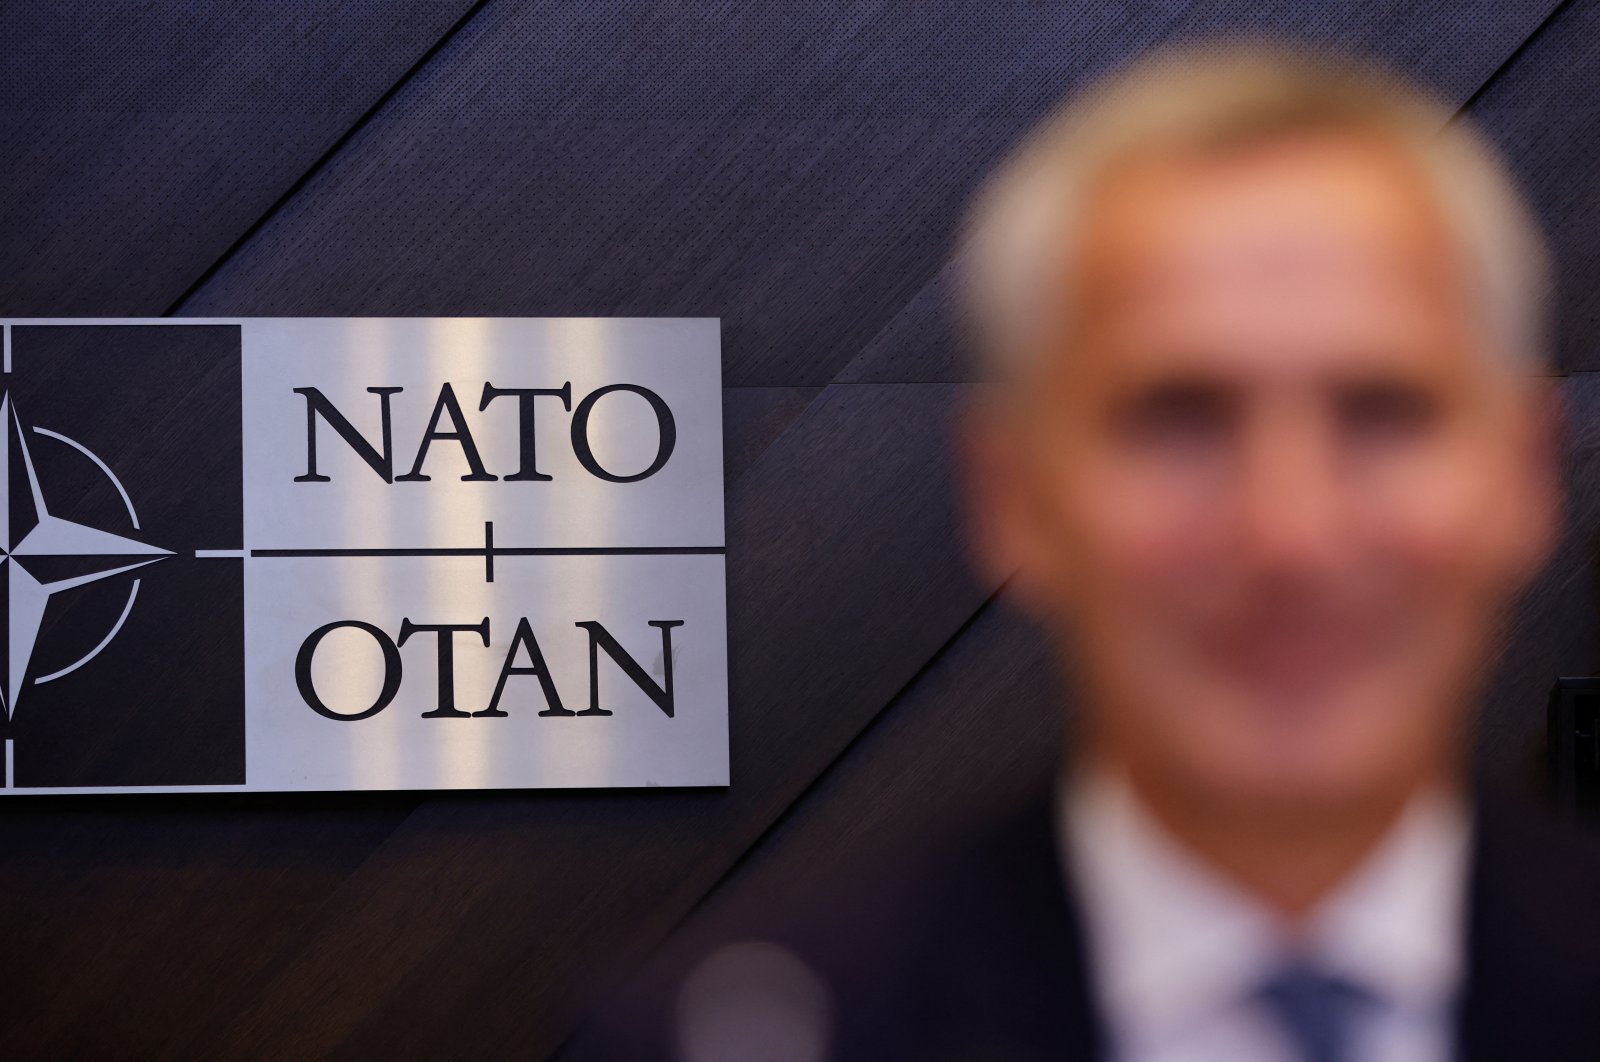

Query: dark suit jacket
[571,789,1600,1061]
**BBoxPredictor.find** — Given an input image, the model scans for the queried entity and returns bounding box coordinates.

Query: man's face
[982,133,1557,811]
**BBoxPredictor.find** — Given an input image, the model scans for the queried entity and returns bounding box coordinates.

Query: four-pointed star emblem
[0,393,171,719]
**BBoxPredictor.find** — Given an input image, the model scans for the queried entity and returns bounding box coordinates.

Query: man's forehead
[1070,133,1463,312]
[1039,132,1480,385]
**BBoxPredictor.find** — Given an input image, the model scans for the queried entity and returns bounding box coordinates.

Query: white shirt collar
[1306,785,1470,1009]
[1058,769,1471,1055]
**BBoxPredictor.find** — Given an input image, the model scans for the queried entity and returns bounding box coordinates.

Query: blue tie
[1256,963,1369,1062]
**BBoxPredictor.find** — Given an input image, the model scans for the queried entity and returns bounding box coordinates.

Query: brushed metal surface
[0,317,727,793]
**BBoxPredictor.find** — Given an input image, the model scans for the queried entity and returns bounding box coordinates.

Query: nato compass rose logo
[0,391,171,721]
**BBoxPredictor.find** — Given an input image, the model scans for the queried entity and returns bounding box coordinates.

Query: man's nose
[1235,408,1345,574]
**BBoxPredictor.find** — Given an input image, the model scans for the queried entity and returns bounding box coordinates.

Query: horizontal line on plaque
[249,546,725,558]
[194,548,247,558]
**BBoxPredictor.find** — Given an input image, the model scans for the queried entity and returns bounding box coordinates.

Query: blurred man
[576,44,1600,1061]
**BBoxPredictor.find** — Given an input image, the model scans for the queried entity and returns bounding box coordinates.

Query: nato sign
[0,319,728,794]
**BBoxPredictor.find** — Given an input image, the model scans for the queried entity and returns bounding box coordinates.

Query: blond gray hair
[960,42,1551,380]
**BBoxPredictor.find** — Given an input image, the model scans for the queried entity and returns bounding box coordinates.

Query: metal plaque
[0,318,728,793]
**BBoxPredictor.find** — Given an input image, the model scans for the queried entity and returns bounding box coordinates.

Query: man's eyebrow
[1105,376,1242,427]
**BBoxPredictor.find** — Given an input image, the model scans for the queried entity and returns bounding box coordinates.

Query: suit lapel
[959,791,1106,1059]
[1456,790,1600,1061]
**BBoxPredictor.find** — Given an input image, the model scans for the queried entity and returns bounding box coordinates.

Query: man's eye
[1117,385,1234,448]
[1338,384,1440,442]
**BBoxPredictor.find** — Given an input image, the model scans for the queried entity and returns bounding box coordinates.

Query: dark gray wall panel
[176,0,1149,382]
[0,796,415,1059]
[1465,0,1600,373]
[0,1,479,315]
[835,258,970,385]
[722,386,821,485]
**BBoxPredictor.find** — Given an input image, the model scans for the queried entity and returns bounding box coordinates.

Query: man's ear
[957,399,1051,612]
[1501,380,1564,588]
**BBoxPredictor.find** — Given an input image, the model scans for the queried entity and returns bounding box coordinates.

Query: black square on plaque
[0,324,244,788]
